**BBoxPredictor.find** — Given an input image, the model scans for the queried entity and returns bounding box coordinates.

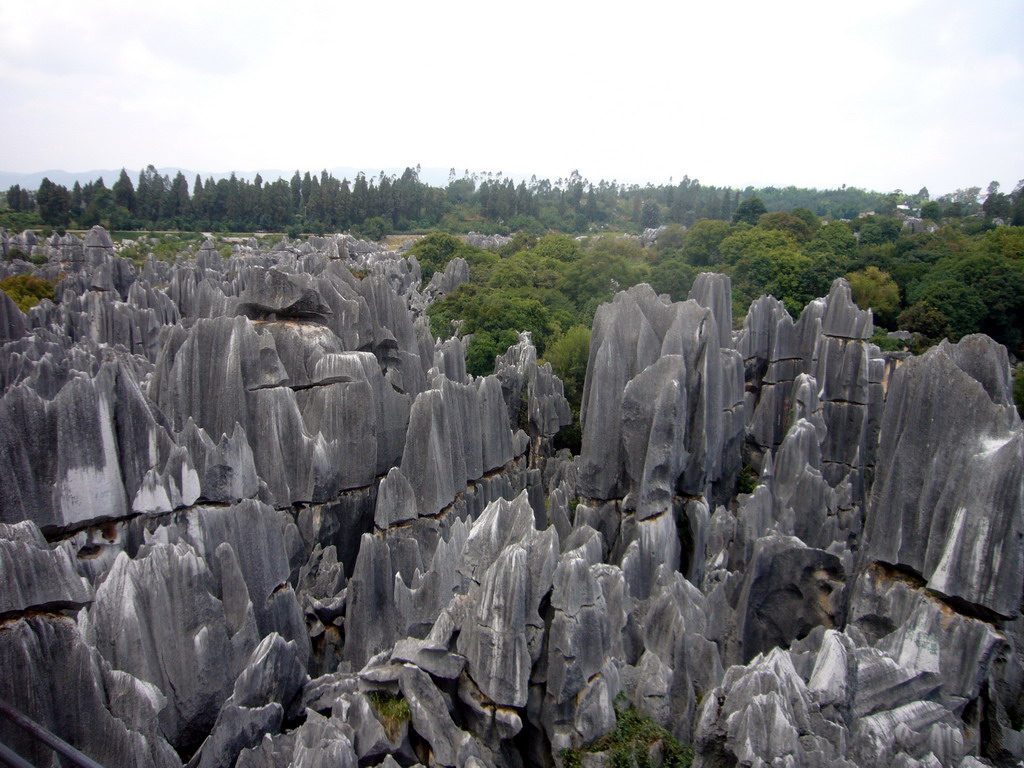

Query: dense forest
[5,165,1021,238]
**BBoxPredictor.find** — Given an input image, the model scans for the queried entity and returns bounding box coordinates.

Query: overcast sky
[1,0,1021,196]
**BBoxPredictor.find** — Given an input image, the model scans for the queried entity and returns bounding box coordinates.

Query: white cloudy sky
[0,0,1021,195]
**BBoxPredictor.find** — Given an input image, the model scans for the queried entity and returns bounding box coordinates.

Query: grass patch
[561,700,694,768]
[367,691,411,742]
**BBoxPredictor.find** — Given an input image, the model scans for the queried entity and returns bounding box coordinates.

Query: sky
[0,0,1021,197]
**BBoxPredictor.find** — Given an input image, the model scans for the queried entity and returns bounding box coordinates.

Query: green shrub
[561,699,694,768]
[367,691,410,742]
[869,327,903,352]
[737,464,759,495]
[0,273,55,312]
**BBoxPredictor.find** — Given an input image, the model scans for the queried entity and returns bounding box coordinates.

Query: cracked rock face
[861,336,1023,618]
[1,232,1022,768]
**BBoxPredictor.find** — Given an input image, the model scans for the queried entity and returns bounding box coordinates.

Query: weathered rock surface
[861,335,1023,617]
[1,230,1021,767]
[0,615,180,768]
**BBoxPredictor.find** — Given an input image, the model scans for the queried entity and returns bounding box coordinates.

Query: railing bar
[0,700,105,768]
[0,740,36,768]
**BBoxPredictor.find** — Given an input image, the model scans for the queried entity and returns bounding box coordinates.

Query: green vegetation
[1,167,964,238]
[115,232,207,266]
[406,232,487,282]
[366,691,411,742]
[545,325,591,451]
[0,273,55,312]
[560,699,694,768]
[737,465,759,495]
[847,266,900,327]
[407,192,1024,459]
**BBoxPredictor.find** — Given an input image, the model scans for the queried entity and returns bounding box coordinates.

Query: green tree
[561,238,648,320]
[112,169,136,213]
[545,325,591,397]
[544,325,591,452]
[532,234,582,263]
[652,224,687,260]
[719,227,798,265]
[496,232,538,257]
[639,200,661,229]
[464,329,517,377]
[790,207,820,233]
[648,257,698,302]
[847,266,900,327]
[6,184,27,212]
[36,177,71,226]
[720,227,810,314]
[856,216,902,246]
[980,227,1024,261]
[681,219,731,266]
[897,301,951,348]
[806,221,857,259]
[910,278,985,340]
[982,181,1011,220]
[1011,181,1024,226]
[920,200,942,222]
[359,216,390,241]
[758,211,813,242]
[732,197,766,225]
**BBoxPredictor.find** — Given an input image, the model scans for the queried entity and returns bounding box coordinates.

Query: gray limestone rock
[862,337,1023,617]
[621,355,689,518]
[400,388,467,517]
[87,543,258,750]
[849,562,1005,710]
[0,288,27,341]
[688,272,733,350]
[375,466,419,530]
[694,647,856,768]
[424,256,470,301]
[193,633,308,768]
[579,282,742,503]
[543,552,619,752]
[400,663,467,766]
[0,615,179,768]
[457,543,535,708]
[3,231,1023,767]
[0,520,92,615]
[344,534,400,669]
[493,331,572,445]
[456,493,558,708]
[238,267,332,320]
[735,534,846,663]
[187,501,310,661]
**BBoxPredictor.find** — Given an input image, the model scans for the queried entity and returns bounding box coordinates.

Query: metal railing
[0,699,106,768]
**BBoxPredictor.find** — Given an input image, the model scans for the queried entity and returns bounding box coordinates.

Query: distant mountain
[0,166,458,191]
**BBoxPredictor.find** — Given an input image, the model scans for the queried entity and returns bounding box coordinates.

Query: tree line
[9,165,1020,238]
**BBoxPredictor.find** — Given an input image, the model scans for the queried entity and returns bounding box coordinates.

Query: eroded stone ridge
[0,229,1021,767]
